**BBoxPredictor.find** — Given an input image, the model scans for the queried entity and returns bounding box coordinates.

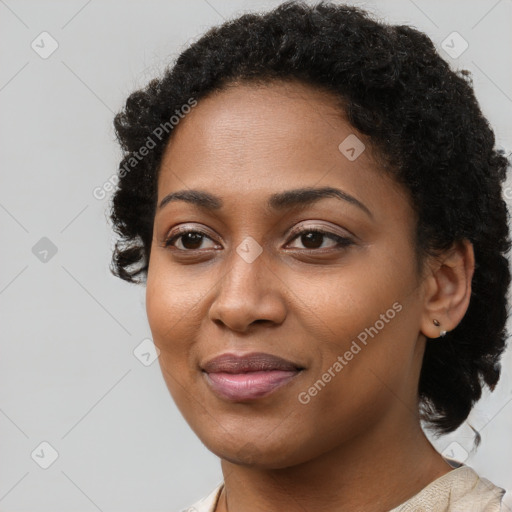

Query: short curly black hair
[109,0,511,440]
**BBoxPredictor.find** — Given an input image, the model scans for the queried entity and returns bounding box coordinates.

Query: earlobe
[419,239,475,340]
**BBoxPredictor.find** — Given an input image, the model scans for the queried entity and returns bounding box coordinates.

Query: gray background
[1,0,511,511]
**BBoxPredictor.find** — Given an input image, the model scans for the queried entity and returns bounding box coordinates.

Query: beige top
[181,460,507,512]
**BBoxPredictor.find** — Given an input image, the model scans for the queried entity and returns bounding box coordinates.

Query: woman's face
[146,80,431,468]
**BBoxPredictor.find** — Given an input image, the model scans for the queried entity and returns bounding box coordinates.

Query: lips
[201,352,304,401]
[202,352,303,373]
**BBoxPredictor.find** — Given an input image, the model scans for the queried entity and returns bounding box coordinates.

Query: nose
[208,244,287,333]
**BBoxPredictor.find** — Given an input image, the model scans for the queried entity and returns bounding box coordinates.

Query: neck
[217,413,453,512]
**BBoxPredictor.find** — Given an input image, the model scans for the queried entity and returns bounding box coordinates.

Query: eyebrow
[158,186,373,219]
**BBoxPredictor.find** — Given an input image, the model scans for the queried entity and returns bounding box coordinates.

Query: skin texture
[145,81,475,512]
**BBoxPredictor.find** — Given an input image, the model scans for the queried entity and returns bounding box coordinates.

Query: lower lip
[204,370,301,401]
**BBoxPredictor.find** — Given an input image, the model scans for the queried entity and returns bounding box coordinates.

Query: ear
[419,239,475,339]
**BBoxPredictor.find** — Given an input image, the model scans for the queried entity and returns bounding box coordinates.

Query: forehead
[160,81,355,173]
[157,80,409,219]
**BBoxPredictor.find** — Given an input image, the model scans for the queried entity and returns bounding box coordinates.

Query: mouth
[201,352,305,402]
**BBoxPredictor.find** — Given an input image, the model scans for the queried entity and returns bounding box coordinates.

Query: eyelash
[163,227,354,252]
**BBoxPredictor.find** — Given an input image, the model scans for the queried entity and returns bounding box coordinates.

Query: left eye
[287,229,353,250]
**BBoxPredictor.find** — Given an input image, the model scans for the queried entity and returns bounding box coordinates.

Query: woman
[109,1,510,510]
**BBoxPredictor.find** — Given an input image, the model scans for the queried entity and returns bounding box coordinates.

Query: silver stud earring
[433,319,447,338]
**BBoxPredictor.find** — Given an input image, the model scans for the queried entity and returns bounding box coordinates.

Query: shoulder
[178,468,508,512]
[390,464,507,512]
[179,482,224,512]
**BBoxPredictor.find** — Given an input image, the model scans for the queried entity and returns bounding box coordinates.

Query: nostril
[250,319,273,327]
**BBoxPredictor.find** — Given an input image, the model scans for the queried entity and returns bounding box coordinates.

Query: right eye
[164,228,219,251]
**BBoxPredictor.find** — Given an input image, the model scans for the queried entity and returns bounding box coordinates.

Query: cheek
[145,270,203,417]
[288,252,417,399]
[145,257,205,343]
[290,264,402,349]
[146,276,176,344]
[145,264,197,393]
[285,289,413,464]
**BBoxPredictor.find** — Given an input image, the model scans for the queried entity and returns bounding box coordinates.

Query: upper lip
[201,352,304,373]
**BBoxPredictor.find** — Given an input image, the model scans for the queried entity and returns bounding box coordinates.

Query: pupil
[302,232,323,249]
[184,233,203,249]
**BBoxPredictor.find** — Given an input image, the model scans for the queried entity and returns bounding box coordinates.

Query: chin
[201,430,313,469]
